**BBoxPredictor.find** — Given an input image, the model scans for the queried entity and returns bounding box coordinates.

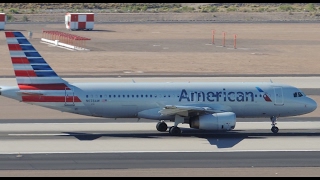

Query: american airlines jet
[0,31,317,135]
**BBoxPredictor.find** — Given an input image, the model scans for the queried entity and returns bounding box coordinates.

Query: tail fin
[5,31,70,90]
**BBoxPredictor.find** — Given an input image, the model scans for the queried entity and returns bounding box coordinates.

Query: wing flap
[159,105,227,116]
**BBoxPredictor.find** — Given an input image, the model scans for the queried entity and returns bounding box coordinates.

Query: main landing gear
[156,115,184,136]
[156,120,168,132]
[270,116,279,133]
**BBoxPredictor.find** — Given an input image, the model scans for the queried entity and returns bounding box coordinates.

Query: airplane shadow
[60,128,320,149]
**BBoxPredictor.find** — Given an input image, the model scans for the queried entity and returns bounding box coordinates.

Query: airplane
[0,31,317,136]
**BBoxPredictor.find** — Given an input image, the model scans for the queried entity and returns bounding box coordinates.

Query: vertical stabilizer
[5,31,70,91]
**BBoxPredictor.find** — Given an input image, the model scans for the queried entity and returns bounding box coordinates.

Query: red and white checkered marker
[0,13,6,30]
[65,13,94,31]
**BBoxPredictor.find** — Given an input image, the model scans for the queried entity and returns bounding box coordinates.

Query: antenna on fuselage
[132,79,136,83]
[270,79,273,83]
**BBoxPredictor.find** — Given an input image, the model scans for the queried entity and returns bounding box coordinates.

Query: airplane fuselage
[2,81,315,121]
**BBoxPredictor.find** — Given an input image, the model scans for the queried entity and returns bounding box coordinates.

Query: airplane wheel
[271,126,279,133]
[156,121,167,132]
[169,126,181,136]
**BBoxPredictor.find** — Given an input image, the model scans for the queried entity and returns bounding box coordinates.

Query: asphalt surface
[1,151,320,170]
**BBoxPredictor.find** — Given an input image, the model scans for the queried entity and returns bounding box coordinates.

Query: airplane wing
[159,105,228,117]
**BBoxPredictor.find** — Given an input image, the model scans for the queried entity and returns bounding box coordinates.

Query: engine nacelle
[189,112,236,131]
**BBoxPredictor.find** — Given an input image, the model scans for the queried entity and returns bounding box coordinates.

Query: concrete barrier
[40,38,89,51]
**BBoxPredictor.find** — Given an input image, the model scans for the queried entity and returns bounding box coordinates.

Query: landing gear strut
[270,116,279,133]
[168,115,184,136]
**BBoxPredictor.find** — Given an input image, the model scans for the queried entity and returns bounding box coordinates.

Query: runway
[1,122,320,176]
[0,77,320,176]
[1,121,320,153]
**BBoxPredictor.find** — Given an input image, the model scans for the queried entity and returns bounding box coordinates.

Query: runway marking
[8,133,68,136]
[1,150,320,155]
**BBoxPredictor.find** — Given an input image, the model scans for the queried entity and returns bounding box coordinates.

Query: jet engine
[189,112,236,131]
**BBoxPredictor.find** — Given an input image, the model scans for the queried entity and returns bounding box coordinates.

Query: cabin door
[273,86,284,106]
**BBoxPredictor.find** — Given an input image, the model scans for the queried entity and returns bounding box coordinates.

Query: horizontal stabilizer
[16,91,44,96]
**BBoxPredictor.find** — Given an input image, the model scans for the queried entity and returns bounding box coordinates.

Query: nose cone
[306,97,317,113]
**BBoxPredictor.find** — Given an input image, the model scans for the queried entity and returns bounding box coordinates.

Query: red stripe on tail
[15,70,37,77]
[8,44,22,51]
[12,57,30,64]
[5,32,15,37]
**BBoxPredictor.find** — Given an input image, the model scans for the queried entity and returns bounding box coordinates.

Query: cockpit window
[293,92,304,97]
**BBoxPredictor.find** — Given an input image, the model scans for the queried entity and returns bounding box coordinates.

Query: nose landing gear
[270,116,279,133]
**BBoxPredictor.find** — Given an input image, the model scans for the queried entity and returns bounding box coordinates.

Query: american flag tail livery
[4,31,81,106]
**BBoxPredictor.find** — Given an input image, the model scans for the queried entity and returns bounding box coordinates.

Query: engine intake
[189,112,236,131]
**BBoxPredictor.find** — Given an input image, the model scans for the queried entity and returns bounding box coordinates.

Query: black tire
[271,126,279,133]
[156,121,167,132]
[169,126,181,136]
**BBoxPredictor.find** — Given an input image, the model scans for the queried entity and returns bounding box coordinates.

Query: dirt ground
[1,21,320,77]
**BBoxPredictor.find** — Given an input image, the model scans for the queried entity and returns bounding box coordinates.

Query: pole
[234,34,237,49]
[222,32,226,47]
[212,30,215,44]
